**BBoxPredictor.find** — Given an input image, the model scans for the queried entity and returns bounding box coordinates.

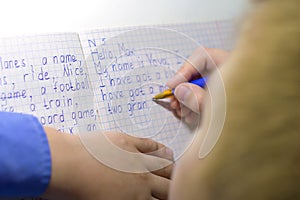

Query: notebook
[0,20,234,199]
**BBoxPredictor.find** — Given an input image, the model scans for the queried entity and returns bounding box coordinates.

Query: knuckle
[141,138,158,151]
[157,166,169,177]
[117,136,130,148]
[136,172,151,183]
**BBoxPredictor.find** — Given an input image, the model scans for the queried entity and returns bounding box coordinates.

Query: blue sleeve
[0,112,51,197]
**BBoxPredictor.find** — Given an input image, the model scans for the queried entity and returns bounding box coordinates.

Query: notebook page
[0,33,95,134]
[79,20,235,158]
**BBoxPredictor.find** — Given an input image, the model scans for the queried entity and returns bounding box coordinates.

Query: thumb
[174,82,206,113]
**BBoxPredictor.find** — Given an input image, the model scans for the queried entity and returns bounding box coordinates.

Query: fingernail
[174,85,191,102]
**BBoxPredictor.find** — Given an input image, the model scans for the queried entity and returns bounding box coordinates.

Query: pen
[152,77,208,100]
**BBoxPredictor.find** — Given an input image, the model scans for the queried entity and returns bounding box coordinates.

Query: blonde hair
[202,0,300,199]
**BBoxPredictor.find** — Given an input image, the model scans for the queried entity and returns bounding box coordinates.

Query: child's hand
[43,127,173,200]
[167,47,230,126]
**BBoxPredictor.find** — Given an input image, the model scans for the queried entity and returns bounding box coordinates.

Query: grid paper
[0,33,95,134]
[78,20,235,159]
[0,20,235,200]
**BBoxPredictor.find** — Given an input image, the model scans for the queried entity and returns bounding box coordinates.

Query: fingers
[184,111,201,128]
[170,98,180,110]
[170,100,201,128]
[150,174,170,200]
[166,47,229,124]
[176,103,191,117]
[141,154,173,177]
[170,96,201,128]
[167,47,207,88]
[135,137,174,161]
[170,98,191,117]
[174,82,206,113]
[204,47,230,68]
[134,137,159,152]
[189,47,230,72]
[166,63,199,89]
[133,138,173,199]
[151,162,173,179]
[166,47,230,89]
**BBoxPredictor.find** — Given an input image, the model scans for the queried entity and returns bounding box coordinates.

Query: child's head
[170,0,300,199]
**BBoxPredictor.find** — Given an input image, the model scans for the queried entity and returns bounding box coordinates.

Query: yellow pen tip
[152,89,173,100]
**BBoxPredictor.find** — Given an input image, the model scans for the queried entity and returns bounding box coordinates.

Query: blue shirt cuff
[0,112,51,197]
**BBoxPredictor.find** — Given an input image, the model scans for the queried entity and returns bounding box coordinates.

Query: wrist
[42,127,83,199]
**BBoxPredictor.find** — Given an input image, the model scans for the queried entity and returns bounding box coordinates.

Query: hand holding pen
[153,47,230,126]
[153,77,208,100]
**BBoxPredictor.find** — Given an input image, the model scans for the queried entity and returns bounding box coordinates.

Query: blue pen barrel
[170,77,208,94]
[190,77,207,88]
